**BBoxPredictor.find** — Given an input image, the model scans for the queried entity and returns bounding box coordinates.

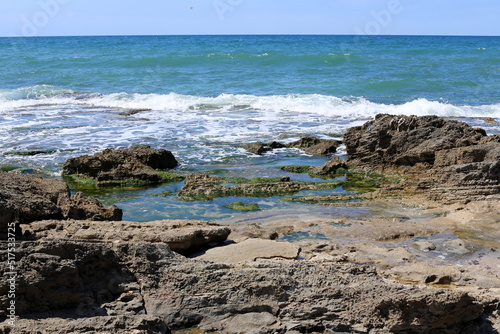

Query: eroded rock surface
[243,136,340,156]
[0,173,121,233]
[343,114,500,203]
[62,147,179,186]
[0,239,493,334]
[344,114,486,168]
[20,219,231,252]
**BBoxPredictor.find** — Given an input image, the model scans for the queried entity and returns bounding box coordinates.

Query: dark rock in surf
[62,147,180,186]
[344,114,486,168]
[287,136,341,155]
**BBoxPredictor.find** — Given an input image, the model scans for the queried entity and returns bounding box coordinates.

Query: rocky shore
[1,114,499,333]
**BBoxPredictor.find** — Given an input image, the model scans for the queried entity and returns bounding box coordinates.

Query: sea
[1,35,499,223]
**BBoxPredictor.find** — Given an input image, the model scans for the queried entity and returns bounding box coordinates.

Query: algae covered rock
[224,202,261,211]
[62,147,182,187]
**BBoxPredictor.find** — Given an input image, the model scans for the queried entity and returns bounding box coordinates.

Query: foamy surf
[1,86,500,119]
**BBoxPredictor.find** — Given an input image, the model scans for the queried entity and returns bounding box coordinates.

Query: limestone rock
[198,238,301,263]
[0,238,493,333]
[287,135,340,155]
[0,173,122,233]
[59,192,122,221]
[311,156,348,175]
[62,147,178,186]
[344,114,486,167]
[0,316,169,334]
[21,219,231,252]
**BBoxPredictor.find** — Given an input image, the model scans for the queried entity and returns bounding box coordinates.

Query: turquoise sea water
[1,35,499,221]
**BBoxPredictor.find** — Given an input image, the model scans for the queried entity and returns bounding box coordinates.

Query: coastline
[1,114,499,333]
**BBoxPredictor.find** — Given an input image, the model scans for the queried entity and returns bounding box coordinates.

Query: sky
[0,0,499,37]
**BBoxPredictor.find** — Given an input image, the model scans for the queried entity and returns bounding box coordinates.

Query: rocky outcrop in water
[344,114,486,168]
[244,136,340,156]
[343,114,500,203]
[0,173,121,234]
[62,147,181,187]
[178,173,301,200]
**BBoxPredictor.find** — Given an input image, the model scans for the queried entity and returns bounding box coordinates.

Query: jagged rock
[0,173,69,227]
[344,114,500,203]
[199,238,301,263]
[62,147,179,186]
[311,156,348,175]
[344,114,486,167]
[243,141,285,155]
[287,136,340,155]
[2,316,169,334]
[59,192,122,221]
[20,219,231,252]
[434,142,500,167]
[0,173,121,233]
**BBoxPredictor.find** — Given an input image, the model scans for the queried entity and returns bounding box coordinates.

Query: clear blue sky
[1,0,499,37]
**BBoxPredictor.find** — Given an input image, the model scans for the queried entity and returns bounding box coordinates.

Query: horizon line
[1,33,499,38]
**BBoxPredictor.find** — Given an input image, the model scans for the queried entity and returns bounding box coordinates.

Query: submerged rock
[178,173,301,200]
[62,147,181,187]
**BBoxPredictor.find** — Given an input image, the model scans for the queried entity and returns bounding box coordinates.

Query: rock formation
[244,136,340,156]
[0,173,121,234]
[20,219,231,252]
[343,114,500,203]
[62,147,181,186]
[1,238,494,333]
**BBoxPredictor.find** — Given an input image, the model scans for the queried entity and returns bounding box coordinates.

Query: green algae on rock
[224,202,261,211]
[62,147,183,188]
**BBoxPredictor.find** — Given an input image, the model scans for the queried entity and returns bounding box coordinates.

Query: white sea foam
[1,87,499,119]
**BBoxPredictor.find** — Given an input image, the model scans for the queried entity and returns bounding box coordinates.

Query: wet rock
[224,201,261,211]
[21,219,231,252]
[444,238,472,255]
[311,156,348,175]
[62,147,179,186]
[243,141,285,155]
[413,240,437,252]
[344,114,486,168]
[287,135,341,155]
[198,238,301,263]
[178,173,301,200]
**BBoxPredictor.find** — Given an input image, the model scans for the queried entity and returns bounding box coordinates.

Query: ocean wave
[1,85,499,118]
